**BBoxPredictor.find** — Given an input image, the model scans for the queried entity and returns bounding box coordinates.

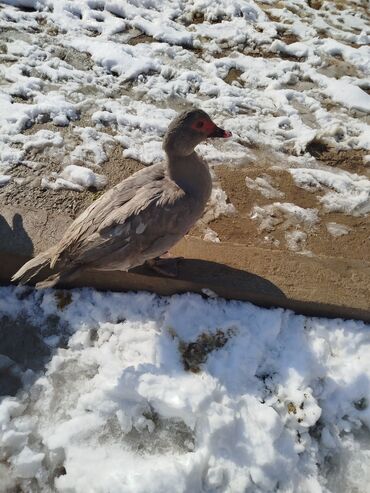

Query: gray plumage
[12,109,230,288]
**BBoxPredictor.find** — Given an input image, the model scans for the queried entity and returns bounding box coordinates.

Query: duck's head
[163,109,232,157]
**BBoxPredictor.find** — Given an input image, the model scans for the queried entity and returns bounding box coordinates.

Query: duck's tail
[12,248,59,287]
[12,249,80,289]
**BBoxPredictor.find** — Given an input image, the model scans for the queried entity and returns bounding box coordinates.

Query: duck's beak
[208,125,232,138]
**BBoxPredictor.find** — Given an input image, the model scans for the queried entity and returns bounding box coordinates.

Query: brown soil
[208,164,318,248]
[243,47,278,59]
[0,121,144,220]
[318,56,361,79]
[179,328,233,372]
[306,141,368,175]
[202,157,370,263]
[308,0,323,9]
[280,33,299,45]
[191,12,205,24]
[128,33,155,45]
[224,68,243,85]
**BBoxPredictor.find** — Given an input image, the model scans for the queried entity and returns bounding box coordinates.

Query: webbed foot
[146,256,183,278]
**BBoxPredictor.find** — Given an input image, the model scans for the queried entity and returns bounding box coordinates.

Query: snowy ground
[0,286,370,493]
[1,1,370,492]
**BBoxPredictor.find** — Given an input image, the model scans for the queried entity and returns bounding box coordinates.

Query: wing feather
[50,168,186,268]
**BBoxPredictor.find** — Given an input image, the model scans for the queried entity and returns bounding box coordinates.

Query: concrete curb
[1,206,369,323]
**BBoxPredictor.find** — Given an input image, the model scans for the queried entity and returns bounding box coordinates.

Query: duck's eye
[196,120,204,129]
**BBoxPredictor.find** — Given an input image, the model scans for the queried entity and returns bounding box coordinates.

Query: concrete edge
[2,252,369,324]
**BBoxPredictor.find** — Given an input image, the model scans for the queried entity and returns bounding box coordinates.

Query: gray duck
[12,109,231,287]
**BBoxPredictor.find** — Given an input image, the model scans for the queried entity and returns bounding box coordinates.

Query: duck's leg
[146,253,183,278]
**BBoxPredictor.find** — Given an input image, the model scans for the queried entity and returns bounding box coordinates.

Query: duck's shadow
[0,212,284,305]
[60,258,287,307]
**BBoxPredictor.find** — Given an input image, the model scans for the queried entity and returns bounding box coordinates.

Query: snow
[0,286,369,492]
[203,227,221,243]
[0,0,369,183]
[250,202,319,253]
[245,173,284,199]
[60,164,108,190]
[10,446,45,479]
[322,77,370,114]
[251,202,319,231]
[326,222,351,237]
[0,175,12,187]
[289,168,370,216]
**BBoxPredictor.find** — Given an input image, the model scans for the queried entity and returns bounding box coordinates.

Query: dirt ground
[0,0,369,280]
[1,124,369,265]
[208,145,370,262]
[0,121,144,219]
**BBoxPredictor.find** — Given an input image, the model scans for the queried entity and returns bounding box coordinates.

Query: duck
[12,109,231,288]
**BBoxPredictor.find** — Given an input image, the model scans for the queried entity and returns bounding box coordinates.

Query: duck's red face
[191,117,232,139]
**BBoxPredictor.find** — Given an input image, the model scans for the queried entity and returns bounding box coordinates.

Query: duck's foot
[146,256,183,278]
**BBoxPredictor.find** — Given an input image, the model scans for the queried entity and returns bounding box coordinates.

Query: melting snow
[326,222,351,237]
[0,287,370,492]
[0,0,369,208]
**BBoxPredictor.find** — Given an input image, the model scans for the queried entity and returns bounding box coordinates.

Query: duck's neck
[166,151,212,199]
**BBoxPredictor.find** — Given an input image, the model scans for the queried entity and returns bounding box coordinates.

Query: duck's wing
[51,171,187,269]
[50,164,165,267]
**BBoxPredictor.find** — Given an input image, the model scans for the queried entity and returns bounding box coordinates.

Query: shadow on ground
[0,315,57,397]
[0,213,34,257]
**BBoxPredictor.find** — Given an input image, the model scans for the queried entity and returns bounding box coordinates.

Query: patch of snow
[251,202,319,232]
[69,127,115,167]
[41,176,85,192]
[285,229,310,254]
[319,76,370,114]
[0,287,369,492]
[289,168,370,216]
[326,222,351,237]
[10,446,45,479]
[203,227,220,243]
[245,173,284,199]
[251,202,319,253]
[0,175,12,187]
[60,164,108,190]
[201,187,236,226]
